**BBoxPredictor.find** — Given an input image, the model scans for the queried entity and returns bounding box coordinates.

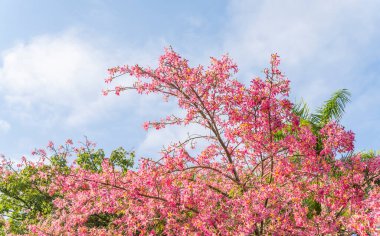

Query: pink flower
[47,141,54,149]
[115,86,121,95]
[102,89,109,96]
[143,121,149,131]
[66,139,73,145]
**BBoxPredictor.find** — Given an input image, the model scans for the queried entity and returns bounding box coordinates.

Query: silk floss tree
[26,48,379,235]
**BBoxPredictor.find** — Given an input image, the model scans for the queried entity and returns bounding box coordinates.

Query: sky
[0,0,379,161]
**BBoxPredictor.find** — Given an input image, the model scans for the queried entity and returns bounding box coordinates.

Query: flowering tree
[0,141,133,235]
[20,49,380,235]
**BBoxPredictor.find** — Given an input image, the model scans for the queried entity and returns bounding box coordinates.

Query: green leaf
[109,147,134,173]
[292,99,311,121]
[311,89,351,125]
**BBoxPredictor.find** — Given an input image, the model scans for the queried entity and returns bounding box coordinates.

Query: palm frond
[311,89,351,125]
[292,99,311,121]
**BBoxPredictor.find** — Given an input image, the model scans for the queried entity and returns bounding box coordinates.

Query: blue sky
[0,0,379,160]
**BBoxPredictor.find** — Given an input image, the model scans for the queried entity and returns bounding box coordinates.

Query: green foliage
[303,196,322,220]
[360,150,380,161]
[84,213,121,228]
[50,154,67,168]
[109,147,134,173]
[0,165,54,235]
[293,89,351,129]
[292,99,311,122]
[77,148,106,173]
[273,129,286,142]
[76,147,134,173]
[311,89,351,126]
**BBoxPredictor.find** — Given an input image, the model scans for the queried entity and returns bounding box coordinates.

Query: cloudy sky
[0,0,379,160]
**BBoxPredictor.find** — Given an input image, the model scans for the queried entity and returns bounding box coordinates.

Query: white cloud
[225,0,380,63]
[0,32,164,128]
[0,32,108,126]
[1,34,98,105]
[223,0,380,107]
